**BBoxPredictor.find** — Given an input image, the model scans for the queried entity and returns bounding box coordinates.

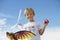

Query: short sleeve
[37,22,42,30]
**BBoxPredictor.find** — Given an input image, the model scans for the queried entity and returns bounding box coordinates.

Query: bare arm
[39,19,49,35]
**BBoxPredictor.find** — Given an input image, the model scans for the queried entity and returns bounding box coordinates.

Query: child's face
[25,13,34,21]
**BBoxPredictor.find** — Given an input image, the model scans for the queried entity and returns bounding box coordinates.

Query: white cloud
[0,13,15,18]
[0,26,60,40]
[0,18,7,26]
[41,27,60,40]
[0,30,8,40]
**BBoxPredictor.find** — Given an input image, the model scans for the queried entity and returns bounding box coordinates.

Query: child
[23,8,49,40]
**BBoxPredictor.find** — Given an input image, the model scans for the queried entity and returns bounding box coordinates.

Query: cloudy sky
[0,0,60,40]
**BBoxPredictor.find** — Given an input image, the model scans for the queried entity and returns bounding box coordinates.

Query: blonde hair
[24,8,35,16]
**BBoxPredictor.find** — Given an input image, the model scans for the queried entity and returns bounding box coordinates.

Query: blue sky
[0,0,60,40]
[0,0,60,27]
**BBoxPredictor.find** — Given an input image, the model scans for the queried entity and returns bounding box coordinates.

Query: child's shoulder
[23,23,29,27]
[23,22,40,27]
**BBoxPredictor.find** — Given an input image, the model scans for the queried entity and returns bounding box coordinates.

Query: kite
[6,30,36,40]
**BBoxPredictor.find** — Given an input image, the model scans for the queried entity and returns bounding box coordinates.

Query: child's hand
[44,19,49,26]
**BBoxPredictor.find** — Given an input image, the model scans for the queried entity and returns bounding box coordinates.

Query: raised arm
[39,19,49,35]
